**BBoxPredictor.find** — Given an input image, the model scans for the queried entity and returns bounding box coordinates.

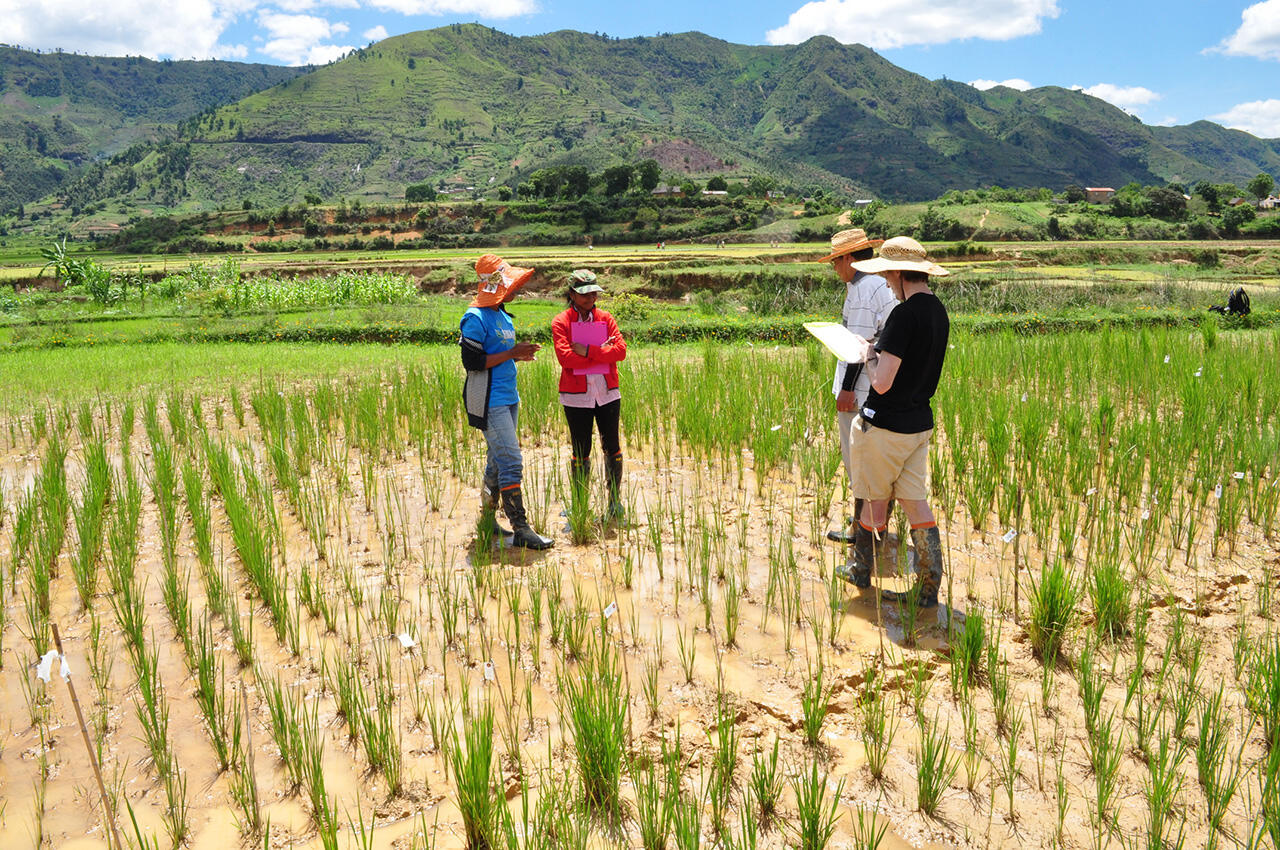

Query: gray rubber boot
[476,476,513,542]
[882,526,942,608]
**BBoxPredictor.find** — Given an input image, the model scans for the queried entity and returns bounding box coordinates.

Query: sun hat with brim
[568,268,604,295]
[471,253,535,308]
[850,236,950,277]
[818,227,884,262]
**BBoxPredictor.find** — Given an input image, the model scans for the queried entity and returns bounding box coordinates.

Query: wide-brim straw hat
[851,236,950,277]
[818,227,884,262]
[471,253,535,308]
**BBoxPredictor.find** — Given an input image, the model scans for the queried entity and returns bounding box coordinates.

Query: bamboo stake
[50,623,123,850]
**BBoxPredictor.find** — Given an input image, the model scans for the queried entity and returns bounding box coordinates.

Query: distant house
[1085,187,1116,204]
[1226,197,1249,207]
[652,184,684,197]
[1260,195,1280,210]
[853,199,876,209]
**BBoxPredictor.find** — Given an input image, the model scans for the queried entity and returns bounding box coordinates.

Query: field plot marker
[49,623,123,850]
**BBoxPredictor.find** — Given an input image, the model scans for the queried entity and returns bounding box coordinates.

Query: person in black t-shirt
[833,236,950,608]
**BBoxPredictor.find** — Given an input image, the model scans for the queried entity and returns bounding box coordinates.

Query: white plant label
[1021,393,1028,403]
[1141,510,1150,520]
[1215,484,1223,500]
[36,650,71,683]
[1086,487,1098,496]
[1163,355,1170,363]
[1233,471,1245,480]
[1002,529,1017,543]
[603,601,618,620]
[1194,369,1202,378]
[483,661,496,682]
[770,424,782,432]
[397,632,417,650]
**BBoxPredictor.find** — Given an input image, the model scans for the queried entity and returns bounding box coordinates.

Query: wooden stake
[50,623,123,850]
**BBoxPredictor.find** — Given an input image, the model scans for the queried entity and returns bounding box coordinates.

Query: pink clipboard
[570,321,609,375]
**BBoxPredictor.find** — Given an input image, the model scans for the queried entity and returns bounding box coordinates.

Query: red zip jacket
[552,306,627,394]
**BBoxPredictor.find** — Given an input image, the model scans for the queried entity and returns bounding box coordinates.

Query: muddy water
[0,405,1274,850]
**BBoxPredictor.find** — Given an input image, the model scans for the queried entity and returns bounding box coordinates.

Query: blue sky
[5,0,1280,137]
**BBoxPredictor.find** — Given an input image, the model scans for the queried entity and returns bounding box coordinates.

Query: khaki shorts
[851,420,932,502]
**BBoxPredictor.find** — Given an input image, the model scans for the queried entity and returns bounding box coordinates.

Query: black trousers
[563,400,622,471]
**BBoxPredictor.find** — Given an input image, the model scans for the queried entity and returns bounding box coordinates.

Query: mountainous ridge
[3,26,1279,218]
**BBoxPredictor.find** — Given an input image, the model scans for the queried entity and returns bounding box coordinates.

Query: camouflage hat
[568,269,603,294]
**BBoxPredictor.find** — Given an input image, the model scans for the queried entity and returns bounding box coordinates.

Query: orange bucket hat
[471,254,535,308]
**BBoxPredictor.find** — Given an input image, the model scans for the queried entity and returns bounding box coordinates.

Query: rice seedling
[633,757,674,850]
[560,638,627,820]
[452,695,502,850]
[916,715,959,817]
[747,737,783,826]
[1088,559,1132,641]
[678,625,697,685]
[800,659,834,747]
[1144,718,1187,850]
[791,759,844,850]
[1027,559,1081,663]
[709,706,739,832]
[672,785,704,850]
[861,686,898,784]
[1086,709,1124,831]
[998,703,1023,820]
[850,806,888,850]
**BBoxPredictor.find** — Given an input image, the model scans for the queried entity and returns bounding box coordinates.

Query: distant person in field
[460,254,553,550]
[836,236,950,608]
[819,229,897,550]
[552,270,628,521]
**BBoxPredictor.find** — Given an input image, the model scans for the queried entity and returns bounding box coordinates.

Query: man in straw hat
[834,236,950,607]
[461,254,553,550]
[819,229,898,548]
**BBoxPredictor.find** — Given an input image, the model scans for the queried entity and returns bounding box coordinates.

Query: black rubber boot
[827,498,864,544]
[476,476,513,542]
[834,521,875,588]
[500,485,553,550]
[882,526,942,608]
[605,453,624,522]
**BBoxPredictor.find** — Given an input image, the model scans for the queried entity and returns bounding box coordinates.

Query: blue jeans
[482,403,523,489]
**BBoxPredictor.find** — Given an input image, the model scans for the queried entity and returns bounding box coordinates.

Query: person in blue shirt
[460,254,552,550]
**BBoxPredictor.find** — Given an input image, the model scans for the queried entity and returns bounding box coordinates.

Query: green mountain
[0,47,304,212]
[12,26,1280,213]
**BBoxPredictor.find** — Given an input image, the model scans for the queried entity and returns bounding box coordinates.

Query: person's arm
[590,312,626,363]
[866,351,901,395]
[553,313,593,368]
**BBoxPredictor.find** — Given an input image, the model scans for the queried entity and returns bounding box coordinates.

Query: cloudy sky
[4,0,1280,137]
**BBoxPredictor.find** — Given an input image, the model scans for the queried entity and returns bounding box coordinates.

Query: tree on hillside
[1142,186,1186,221]
[1221,202,1256,235]
[602,165,633,196]
[562,166,590,199]
[706,175,728,191]
[406,183,437,202]
[636,159,661,192]
[1248,172,1275,202]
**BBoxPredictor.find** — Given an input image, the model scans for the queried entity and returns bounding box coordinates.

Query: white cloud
[766,0,1059,47]
[363,25,389,41]
[1072,83,1161,111]
[0,0,244,60]
[1212,0,1280,61]
[257,11,355,65]
[970,78,1033,91]
[1211,99,1280,138]
[367,0,535,16]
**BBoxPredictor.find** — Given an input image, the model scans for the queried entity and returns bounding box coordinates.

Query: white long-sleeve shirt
[831,271,897,406]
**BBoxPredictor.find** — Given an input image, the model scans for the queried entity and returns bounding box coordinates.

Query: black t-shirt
[863,292,949,433]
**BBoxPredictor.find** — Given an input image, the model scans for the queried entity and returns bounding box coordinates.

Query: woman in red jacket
[552,269,627,519]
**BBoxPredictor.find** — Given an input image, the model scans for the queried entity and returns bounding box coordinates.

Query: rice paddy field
[1,254,1279,849]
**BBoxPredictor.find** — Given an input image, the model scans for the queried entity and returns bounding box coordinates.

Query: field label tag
[1215,484,1223,500]
[483,661,496,682]
[1163,355,1170,364]
[1141,510,1150,520]
[397,632,417,650]
[1233,471,1246,480]
[603,601,618,619]
[1001,529,1017,543]
[1086,487,1098,496]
